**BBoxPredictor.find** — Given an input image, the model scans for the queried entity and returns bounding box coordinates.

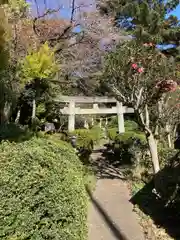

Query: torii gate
[55,96,134,132]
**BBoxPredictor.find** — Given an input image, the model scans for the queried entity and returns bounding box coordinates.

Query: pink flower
[137,67,144,73]
[143,43,148,47]
[131,63,138,69]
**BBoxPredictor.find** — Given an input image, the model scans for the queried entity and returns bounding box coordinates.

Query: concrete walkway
[87,146,144,240]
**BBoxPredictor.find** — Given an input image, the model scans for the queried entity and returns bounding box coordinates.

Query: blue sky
[27,0,180,19]
[27,0,95,18]
[172,4,180,19]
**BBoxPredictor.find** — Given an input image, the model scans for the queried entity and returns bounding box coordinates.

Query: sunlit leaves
[21,42,58,83]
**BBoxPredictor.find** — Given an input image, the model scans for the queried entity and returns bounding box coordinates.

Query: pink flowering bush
[103,40,179,174]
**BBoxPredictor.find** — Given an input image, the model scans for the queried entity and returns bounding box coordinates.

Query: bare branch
[110,85,126,102]
[70,0,76,23]
[33,7,62,38]
[54,30,85,54]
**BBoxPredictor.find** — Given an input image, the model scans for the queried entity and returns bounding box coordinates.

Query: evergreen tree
[98,0,180,59]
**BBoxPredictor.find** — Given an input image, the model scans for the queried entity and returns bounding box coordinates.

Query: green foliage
[103,40,177,144]
[0,123,33,142]
[107,129,148,173]
[155,150,180,207]
[108,120,139,139]
[8,0,29,14]
[72,127,103,148]
[107,128,118,140]
[113,132,147,165]
[68,127,103,163]
[115,131,146,144]
[104,41,175,96]
[21,42,58,83]
[0,137,88,240]
[158,147,179,168]
[99,0,179,47]
[0,7,9,71]
[0,0,8,4]
[45,133,96,191]
[125,120,139,131]
[131,181,145,196]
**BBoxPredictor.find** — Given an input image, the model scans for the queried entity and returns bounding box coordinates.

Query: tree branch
[110,85,126,102]
[145,104,150,128]
[135,87,144,109]
[70,0,76,23]
[33,7,62,38]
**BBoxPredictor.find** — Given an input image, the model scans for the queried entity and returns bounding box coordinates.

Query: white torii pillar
[68,101,75,132]
[117,102,125,133]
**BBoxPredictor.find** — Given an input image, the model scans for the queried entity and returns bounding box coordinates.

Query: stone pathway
[87,146,144,240]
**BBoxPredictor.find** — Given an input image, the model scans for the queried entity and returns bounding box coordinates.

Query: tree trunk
[0,109,6,124]
[32,98,36,121]
[15,109,21,124]
[173,124,178,139]
[146,132,160,174]
[136,105,160,174]
[166,124,172,148]
[0,102,11,124]
[167,133,172,148]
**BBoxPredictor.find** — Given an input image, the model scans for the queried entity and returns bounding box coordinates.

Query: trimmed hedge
[0,137,88,240]
[70,127,103,152]
[115,131,145,142]
[108,120,139,135]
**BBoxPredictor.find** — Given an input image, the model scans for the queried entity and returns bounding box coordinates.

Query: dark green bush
[113,131,147,165]
[0,137,88,240]
[0,123,33,142]
[155,150,180,207]
[114,131,146,144]
[107,120,140,141]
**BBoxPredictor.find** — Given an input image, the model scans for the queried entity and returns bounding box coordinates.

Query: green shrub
[107,128,117,140]
[0,123,33,142]
[158,147,179,168]
[107,120,140,141]
[108,119,139,131]
[113,131,147,165]
[115,131,146,144]
[0,137,88,240]
[70,128,102,150]
[155,150,180,207]
[71,129,93,151]
[108,116,118,128]
[107,130,148,179]
[125,120,139,132]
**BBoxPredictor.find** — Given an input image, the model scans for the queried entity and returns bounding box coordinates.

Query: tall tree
[98,0,180,59]
[0,2,11,123]
[0,0,30,124]
[20,42,58,123]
